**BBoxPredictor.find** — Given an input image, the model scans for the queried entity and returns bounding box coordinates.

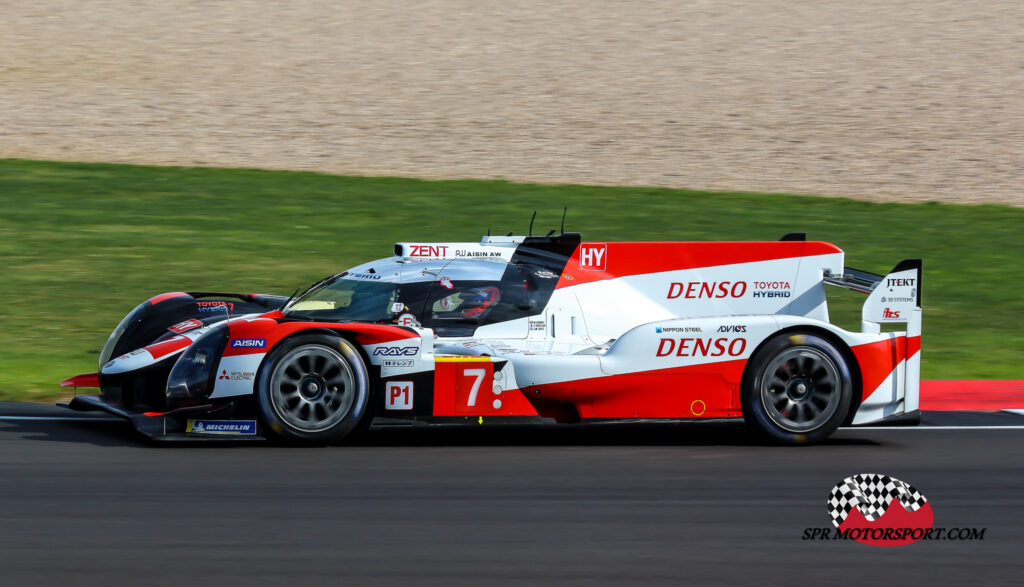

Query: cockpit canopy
[283,257,560,336]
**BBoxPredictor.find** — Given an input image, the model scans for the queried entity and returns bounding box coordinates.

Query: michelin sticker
[186,420,257,435]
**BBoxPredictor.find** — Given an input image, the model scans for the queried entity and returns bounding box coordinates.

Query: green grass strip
[1,159,1020,401]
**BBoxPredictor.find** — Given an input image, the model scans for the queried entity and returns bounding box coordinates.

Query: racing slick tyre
[741,332,853,445]
[255,334,371,445]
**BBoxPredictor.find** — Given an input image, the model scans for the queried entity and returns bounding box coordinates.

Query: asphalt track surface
[1,403,1022,586]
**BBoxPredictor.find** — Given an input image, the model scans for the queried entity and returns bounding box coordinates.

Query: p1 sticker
[386,381,414,410]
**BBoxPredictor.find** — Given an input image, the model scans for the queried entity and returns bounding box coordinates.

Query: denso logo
[230,338,266,348]
[409,245,448,257]
[887,278,916,287]
[882,308,902,319]
[656,338,747,357]
[717,325,747,333]
[667,281,747,299]
[579,244,607,270]
[372,346,418,356]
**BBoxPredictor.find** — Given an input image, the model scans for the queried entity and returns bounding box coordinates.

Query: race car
[60,231,922,445]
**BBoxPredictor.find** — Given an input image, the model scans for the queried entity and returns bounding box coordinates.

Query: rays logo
[827,474,934,546]
[373,346,418,356]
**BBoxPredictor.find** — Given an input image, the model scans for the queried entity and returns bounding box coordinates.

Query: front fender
[208,318,423,400]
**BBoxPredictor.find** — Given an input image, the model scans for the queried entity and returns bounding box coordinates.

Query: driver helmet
[460,286,501,318]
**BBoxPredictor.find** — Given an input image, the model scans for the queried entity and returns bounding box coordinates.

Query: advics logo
[828,474,933,546]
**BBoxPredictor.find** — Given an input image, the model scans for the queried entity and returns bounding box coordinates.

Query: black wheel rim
[269,345,356,433]
[758,346,842,433]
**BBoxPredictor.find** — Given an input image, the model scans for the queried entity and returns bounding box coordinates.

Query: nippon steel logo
[802,474,986,546]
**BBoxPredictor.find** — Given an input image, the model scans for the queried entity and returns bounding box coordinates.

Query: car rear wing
[826,259,922,415]
[823,258,922,333]
[823,266,883,294]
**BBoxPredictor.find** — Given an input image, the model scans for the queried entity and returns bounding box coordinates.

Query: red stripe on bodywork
[222,319,419,357]
[556,241,841,289]
[921,381,1024,411]
[148,291,190,305]
[906,335,921,359]
[60,373,100,388]
[851,336,907,397]
[145,335,193,359]
[432,361,539,417]
[521,358,748,418]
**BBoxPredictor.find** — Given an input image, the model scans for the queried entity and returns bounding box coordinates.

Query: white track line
[0,416,121,422]
[842,425,1024,430]
[1001,409,1024,416]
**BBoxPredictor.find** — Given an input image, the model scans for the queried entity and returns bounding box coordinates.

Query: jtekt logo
[886,278,916,287]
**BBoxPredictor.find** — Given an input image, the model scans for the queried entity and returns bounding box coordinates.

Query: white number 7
[464,368,486,407]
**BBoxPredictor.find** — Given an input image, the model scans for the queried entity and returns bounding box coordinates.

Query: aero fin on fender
[60,373,100,388]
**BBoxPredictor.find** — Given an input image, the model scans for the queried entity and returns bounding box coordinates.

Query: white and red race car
[61,232,921,444]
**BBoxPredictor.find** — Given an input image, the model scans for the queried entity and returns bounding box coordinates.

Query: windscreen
[284,275,400,322]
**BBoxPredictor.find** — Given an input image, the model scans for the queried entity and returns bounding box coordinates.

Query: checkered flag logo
[827,474,928,527]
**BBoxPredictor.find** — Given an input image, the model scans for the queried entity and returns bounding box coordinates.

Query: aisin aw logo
[828,473,933,546]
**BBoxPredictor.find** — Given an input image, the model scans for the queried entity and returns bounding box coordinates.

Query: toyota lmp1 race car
[60,231,922,445]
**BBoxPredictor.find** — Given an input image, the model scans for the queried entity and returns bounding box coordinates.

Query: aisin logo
[828,474,933,546]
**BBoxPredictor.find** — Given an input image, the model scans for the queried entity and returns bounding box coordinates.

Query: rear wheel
[256,334,370,445]
[741,332,853,445]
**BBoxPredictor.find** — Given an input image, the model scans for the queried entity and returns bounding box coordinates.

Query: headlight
[166,323,230,401]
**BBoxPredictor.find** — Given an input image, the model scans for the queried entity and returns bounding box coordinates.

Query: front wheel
[741,332,853,445]
[256,334,371,445]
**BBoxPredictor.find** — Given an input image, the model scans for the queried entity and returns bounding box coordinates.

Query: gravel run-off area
[2,1,1022,206]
